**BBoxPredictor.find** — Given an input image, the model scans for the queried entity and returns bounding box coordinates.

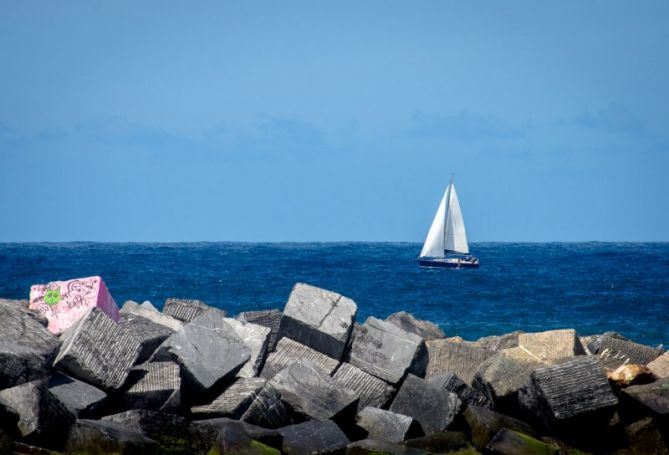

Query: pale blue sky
[1,1,668,241]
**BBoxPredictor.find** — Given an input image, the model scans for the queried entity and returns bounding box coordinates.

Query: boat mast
[443,173,453,252]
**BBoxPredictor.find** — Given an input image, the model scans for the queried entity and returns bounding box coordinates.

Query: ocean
[1,242,668,347]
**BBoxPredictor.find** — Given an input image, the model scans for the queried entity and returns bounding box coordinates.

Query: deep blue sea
[1,242,668,347]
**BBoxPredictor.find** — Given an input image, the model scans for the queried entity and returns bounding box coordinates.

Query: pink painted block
[29,276,120,335]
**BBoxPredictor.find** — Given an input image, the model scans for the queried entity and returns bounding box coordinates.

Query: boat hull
[418,257,479,268]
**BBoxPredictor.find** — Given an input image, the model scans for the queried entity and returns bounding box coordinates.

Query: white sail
[419,188,448,258]
[444,184,469,254]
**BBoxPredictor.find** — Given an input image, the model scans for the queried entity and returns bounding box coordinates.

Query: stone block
[0,300,61,389]
[119,312,175,362]
[237,309,282,352]
[103,409,189,454]
[269,359,358,421]
[588,334,664,369]
[622,377,669,417]
[163,297,217,322]
[47,371,107,417]
[65,419,158,454]
[0,379,75,449]
[124,361,181,412]
[123,301,184,331]
[486,428,560,455]
[385,311,444,340]
[222,317,271,378]
[429,371,492,408]
[389,374,461,435]
[404,431,472,454]
[54,308,142,391]
[278,419,350,455]
[278,282,357,360]
[356,406,420,443]
[152,309,250,396]
[260,336,340,379]
[425,339,495,385]
[647,352,669,378]
[332,362,396,409]
[240,382,291,429]
[347,439,430,454]
[29,275,119,335]
[189,417,283,454]
[191,377,266,418]
[471,331,521,351]
[617,417,669,455]
[210,425,280,455]
[518,329,585,362]
[348,317,426,384]
[464,405,537,450]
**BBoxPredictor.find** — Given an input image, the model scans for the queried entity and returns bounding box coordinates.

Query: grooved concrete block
[278,420,349,455]
[588,334,664,369]
[54,308,142,391]
[518,329,585,362]
[65,419,158,454]
[472,332,521,351]
[390,374,461,435]
[429,372,492,408]
[223,317,271,378]
[237,309,282,352]
[192,377,266,418]
[464,405,537,450]
[332,362,396,409]
[47,371,107,417]
[349,317,426,384]
[163,298,219,322]
[29,276,119,335]
[260,336,340,379]
[119,312,174,362]
[356,406,420,443]
[0,300,61,389]
[123,301,184,332]
[124,361,181,412]
[278,283,357,360]
[241,382,290,429]
[269,359,358,421]
[386,311,444,340]
[426,339,495,385]
[647,352,669,378]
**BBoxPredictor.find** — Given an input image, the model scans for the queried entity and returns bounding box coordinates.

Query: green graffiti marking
[44,289,61,306]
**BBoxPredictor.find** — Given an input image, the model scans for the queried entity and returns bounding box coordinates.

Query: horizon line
[1,240,668,245]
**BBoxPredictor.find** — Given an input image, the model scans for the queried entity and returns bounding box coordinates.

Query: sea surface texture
[1,242,667,346]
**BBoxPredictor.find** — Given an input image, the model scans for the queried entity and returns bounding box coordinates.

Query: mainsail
[419,180,470,257]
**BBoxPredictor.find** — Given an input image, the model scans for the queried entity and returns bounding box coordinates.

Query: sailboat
[418,176,479,268]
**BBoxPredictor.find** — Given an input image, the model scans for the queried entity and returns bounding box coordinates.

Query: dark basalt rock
[163,297,220,322]
[277,282,358,361]
[240,382,291,429]
[191,377,267,419]
[119,312,174,363]
[486,427,560,455]
[346,438,430,454]
[236,309,282,353]
[356,406,421,443]
[621,377,669,418]
[189,417,283,454]
[103,409,190,454]
[348,317,427,384]
[278,419,350,455]
[332,362,396,409]
[269,359,358,421]
[124,361,181,412]
[152,309,250,396]
[260,336,340,379]
[463,405,537,450]
[0,379,75,450]
[389,374,461,435]
[65,419,159,454]
[53,308,142,391]
[588,334,664,369]
[425,339,495,385]
[404,431,472,453]
[385,311,445,341]
[211,425,280,455]
[429,371,492,408]
[616,417,669,455]
[47,371,107,417]
[0,300,61,389]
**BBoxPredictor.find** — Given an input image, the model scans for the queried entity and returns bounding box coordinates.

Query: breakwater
[1,282,669,454]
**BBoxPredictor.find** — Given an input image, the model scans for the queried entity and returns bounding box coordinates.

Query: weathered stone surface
[124,361,181,411]
[607,364,654,388]
[425,339,495,385]
[518,329,585,362]
[612,417,669,455]
[0,301,61,389]
[191,377,266,418]
[269,359,358,421]
[47,371,107,417]
[349,317,426,384]
[622,377,669,417]
[386,311,444,340]
[356,406,420,443]
[119,312,174,362]
[123,300,184,331]
[588,334,664,369]
[189,417,283,454]
[237,309,282,352]
[54,308,142,391]
[152,309,250,395]
[278,282,357,360]
[65,419,159,454]
[223,317,271,378]
[486,428,560,455]
[429,371,492,408]
[163,297,217,322]
[464,405,537,450]
[211,425,280,455]
[525,356,618,430]
[389,374,460,435]
[278,419,350,455]
[647,352,669,378]
[471,331,521,351]
[404,431,472,454]
[332,362,396,409]
[0,298,48,326]
[103,409,190,454]
[261,336,340,379]
[347,438,430,454]
[0,379,75,449]
[240,382,291,429]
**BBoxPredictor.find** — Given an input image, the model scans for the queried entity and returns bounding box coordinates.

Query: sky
[1,1,668,242]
